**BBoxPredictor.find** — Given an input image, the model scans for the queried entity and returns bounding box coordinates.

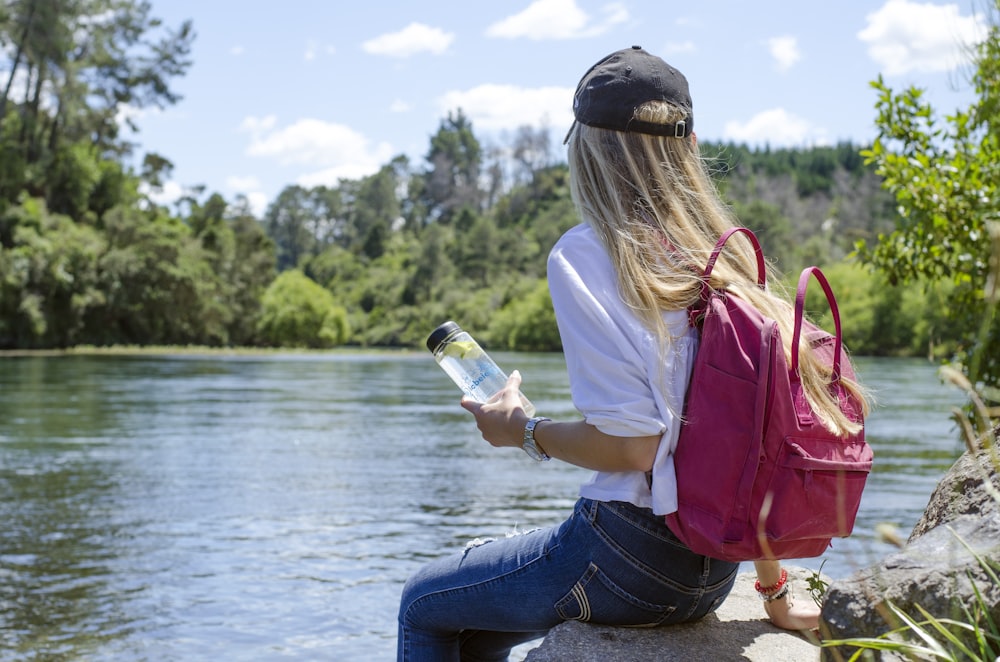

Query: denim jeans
[397,498,739,661]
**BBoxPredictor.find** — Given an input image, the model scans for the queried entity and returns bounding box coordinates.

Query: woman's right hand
[460,370,530,449]
[763,591,820,632]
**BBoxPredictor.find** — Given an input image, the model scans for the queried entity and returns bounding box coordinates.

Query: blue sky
[132,0,989,216]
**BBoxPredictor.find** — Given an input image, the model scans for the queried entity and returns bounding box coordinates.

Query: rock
[909,447,1000,540]
[819,445,1000,660]
[524,567,821,662]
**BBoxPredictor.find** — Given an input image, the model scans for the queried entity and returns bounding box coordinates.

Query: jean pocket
[555,562,676,627]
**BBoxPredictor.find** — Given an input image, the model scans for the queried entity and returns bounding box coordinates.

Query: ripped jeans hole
[462,525,542,556]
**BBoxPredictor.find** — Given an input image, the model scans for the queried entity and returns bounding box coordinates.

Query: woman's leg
[397,521,565,662]
[397,498,739,662]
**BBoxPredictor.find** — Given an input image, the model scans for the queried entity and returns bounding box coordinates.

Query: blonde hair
[566,101,869,436]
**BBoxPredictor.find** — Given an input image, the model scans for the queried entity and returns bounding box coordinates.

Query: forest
[0,0,996,393]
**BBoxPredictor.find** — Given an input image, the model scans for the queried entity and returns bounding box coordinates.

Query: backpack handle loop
[792,266,843,381]
[702,227,766,286]
[690,227,766,328]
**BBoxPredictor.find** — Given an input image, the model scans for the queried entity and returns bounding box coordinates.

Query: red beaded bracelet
[754,568,788,596]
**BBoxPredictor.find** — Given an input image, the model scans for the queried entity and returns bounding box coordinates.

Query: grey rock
[820,445,1000,660]
[524,567,821,662]
[910,447,1000,540]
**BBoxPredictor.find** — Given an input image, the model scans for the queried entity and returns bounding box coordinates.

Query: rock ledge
[524,566,820,662]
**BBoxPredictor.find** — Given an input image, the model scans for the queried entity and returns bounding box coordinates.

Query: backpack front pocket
[762,436,873,542]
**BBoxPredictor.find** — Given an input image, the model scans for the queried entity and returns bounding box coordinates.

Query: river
[0,352,968,660]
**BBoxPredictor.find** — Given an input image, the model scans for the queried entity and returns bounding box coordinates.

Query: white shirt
[546,223,697,515]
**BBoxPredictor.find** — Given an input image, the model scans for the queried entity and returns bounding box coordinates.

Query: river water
[0,352,968,660]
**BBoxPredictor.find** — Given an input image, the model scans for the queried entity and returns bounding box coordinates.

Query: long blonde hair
[566,101,869,436]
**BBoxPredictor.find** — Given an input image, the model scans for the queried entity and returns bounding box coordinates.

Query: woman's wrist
[754,567,789,601]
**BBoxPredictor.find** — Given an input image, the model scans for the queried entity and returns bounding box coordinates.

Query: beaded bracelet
[759,582,790,602]
[754,567,788,600]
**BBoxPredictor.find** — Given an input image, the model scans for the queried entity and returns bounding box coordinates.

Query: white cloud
[767,36,800,72]
[723,108,824,147]
[240,116,394,187]
[226,175,268,218]
[240,115,277,133]
[139,180,185,207]
[230,45,244,56]
[244,192,269,218]
[390,99,412,113]
[663,40,696,55]
[437,84,574,132]
[362,22,454,57]
[304,39,319,61]
[486,0,629,40]
[225,175,261,191]
[858,0,988,75]
[304,39,336,61]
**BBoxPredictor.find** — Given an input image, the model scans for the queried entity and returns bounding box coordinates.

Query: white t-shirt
[546,223,697,515]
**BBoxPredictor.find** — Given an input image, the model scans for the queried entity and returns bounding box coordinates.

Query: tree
[264,185,319,270]
[0,0,193,217]
[353,163,403,259]
[256,270,349,348]
[858,1,1000,391]
[0,197,105,347]
[422,109,483,224]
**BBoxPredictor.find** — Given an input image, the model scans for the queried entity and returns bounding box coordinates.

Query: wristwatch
[522,416,551,461]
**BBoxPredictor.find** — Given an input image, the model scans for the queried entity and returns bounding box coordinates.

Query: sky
[131,0,991,216]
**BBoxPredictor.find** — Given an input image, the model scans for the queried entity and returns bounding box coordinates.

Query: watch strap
[522,416,551,461]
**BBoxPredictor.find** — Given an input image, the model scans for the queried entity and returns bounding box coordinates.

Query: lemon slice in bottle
[442,340,481,360]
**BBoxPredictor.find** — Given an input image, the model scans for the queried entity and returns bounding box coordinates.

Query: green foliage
[0,198,105,347]
[256,270,349,348]
[97,206,226,345]
[857,3,1000,391]
[0,1,987,357]
[799,261,961,359]
[489,278,561,351]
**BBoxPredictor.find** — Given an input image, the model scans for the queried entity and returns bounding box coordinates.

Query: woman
[398,45,868,661]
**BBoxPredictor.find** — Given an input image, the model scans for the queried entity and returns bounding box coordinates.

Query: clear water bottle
[426,321,535,417]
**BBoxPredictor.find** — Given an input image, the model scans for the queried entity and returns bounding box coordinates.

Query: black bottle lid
[426,320,462,353]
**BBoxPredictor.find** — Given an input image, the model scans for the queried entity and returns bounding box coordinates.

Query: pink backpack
[664,228,872,562]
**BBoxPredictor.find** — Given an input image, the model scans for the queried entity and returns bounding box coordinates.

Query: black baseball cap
[566,45,693,142]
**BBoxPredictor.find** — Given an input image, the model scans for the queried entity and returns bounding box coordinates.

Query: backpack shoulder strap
[791,266,843,381]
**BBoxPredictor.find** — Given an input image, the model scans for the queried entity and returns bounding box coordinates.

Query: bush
[256,270,350,348]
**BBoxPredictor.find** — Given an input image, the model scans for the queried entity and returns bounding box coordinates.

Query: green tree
[0,0,193,216]
[264,185,320,270]
[422,109,483,224]
[256,269,349,348]
[489,278,560,351]
[858,2,1000,390]
[353,163,403,260]
[0,197,105,347]
[93,205,224,345]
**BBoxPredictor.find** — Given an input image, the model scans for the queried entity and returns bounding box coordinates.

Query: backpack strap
[791,266,843,381]
[690,227,766,327]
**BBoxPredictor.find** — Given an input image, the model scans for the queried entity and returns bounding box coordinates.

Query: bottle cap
[426,320,461,353]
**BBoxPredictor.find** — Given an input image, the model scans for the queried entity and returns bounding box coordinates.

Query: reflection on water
[0,353,968,660]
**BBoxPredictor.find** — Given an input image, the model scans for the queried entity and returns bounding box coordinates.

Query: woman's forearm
[533,419,660,472]
[459,371,659,473]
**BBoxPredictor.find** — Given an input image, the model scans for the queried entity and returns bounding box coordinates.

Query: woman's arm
[753,560,820,631]
[460,371,660,473]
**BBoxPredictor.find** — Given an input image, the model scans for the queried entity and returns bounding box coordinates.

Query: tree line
[1,0,997,394]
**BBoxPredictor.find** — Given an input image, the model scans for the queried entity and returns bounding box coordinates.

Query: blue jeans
[397,498,739,661]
